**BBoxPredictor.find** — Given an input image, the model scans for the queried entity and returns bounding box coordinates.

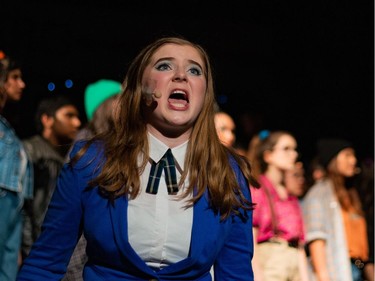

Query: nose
[19,78,26,89]
[172,68,187,82]
[229,132,235,143]
[73,117,81,128]
[293,151,299,160]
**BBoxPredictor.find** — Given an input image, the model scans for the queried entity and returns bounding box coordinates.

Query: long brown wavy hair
[73,36,258,219]
[326,157,364,216]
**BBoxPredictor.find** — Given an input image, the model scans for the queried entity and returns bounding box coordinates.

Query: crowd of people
[0,36,373,281]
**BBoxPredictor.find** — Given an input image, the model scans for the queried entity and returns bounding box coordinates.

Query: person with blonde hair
[18,36,258,280]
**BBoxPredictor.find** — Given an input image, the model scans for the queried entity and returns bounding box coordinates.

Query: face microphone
[142,79,162,106]
[142,91,162,106]
[153,91,162,98]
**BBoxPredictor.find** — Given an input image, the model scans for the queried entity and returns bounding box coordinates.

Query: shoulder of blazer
[69,139,105,170]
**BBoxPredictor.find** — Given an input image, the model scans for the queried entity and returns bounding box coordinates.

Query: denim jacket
[0,115,33,199]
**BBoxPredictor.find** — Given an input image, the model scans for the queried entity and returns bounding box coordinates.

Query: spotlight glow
[48,82,55,91]
[65,79,73,88]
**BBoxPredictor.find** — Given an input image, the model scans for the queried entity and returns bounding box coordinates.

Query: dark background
[1,1,374,165]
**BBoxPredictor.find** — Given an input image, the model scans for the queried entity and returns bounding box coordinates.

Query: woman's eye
[188,67,202,76]
[155,63,171,71]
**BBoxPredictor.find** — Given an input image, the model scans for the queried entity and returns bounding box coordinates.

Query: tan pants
[257,240,301,281]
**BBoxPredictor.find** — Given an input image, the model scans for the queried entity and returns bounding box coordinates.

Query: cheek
[337,160,355,175]
[193,85,206,110]
[194,97,205,117]
[190,76,206,93]
[225,131,235,139]
[6,80,16,90]
[196,82,207,96]
[4,84,12,94]
[142,72,164,93]
[339,167,355,177]
[275,155,295,168]
[148,72,169,87]
[55,119,69,129]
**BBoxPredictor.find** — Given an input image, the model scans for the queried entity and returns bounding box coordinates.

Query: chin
[343,171,356,177]
[168,117,192,126]
[12,95,22,101]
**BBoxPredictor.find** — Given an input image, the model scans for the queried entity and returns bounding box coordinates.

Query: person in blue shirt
[0,51,33,281]
[18,36,258,281]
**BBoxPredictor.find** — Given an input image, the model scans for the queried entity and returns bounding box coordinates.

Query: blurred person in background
[21,95,81,260]
[75,79,121,141]
[305,156,326,190]
[285,161,307,199]
[214,110,236,148]
[214,107,247,156]
[248,130,309,281]
[302,138,369,281]
[0,51,33,281]
[355,157,374,281]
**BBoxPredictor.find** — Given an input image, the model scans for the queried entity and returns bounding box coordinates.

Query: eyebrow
[154,57,203,70]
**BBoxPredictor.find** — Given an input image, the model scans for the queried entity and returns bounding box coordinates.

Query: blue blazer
[18,141,254,281]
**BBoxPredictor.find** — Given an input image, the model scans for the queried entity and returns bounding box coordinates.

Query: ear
[41,113,54,129]
[263,149,273,164]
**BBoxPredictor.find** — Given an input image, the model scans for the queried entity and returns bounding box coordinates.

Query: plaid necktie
[146,149,179,195]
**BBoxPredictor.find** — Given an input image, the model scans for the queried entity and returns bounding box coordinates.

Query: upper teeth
[172,90,185,94]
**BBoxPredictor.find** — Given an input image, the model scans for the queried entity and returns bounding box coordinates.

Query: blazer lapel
[109,190,220,276]
[160,190,220,275]
[108,196,156,276]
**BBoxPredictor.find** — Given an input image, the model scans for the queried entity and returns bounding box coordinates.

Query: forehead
[338,147,355,155]
[55,104,78,114]
[151,43,204,65]
[215,113,235,126]
[276,134,296,146]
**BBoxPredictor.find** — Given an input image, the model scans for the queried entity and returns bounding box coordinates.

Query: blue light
[65,79,73,88]
[47,82,55,91]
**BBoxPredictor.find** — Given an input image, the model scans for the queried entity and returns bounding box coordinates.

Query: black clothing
[21,135,66,257]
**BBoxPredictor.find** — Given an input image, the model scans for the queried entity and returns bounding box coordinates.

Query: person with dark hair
[32,95,81,157]
[305,156,326,191]
[21,95,81,260]
[285,161,307,199]
[18,36,258,280]
[302,138,369,281]
[0,51,33,281]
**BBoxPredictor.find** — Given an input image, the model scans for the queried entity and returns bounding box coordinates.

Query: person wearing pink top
[247,130,309,281]
[252,175,305,244]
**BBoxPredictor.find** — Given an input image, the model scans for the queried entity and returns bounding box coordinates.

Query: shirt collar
[148,132,187,170]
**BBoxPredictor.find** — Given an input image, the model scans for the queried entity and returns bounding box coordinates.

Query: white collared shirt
[128,132,193,270]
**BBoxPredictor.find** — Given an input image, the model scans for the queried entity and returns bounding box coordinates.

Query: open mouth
[168,90,189,106]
